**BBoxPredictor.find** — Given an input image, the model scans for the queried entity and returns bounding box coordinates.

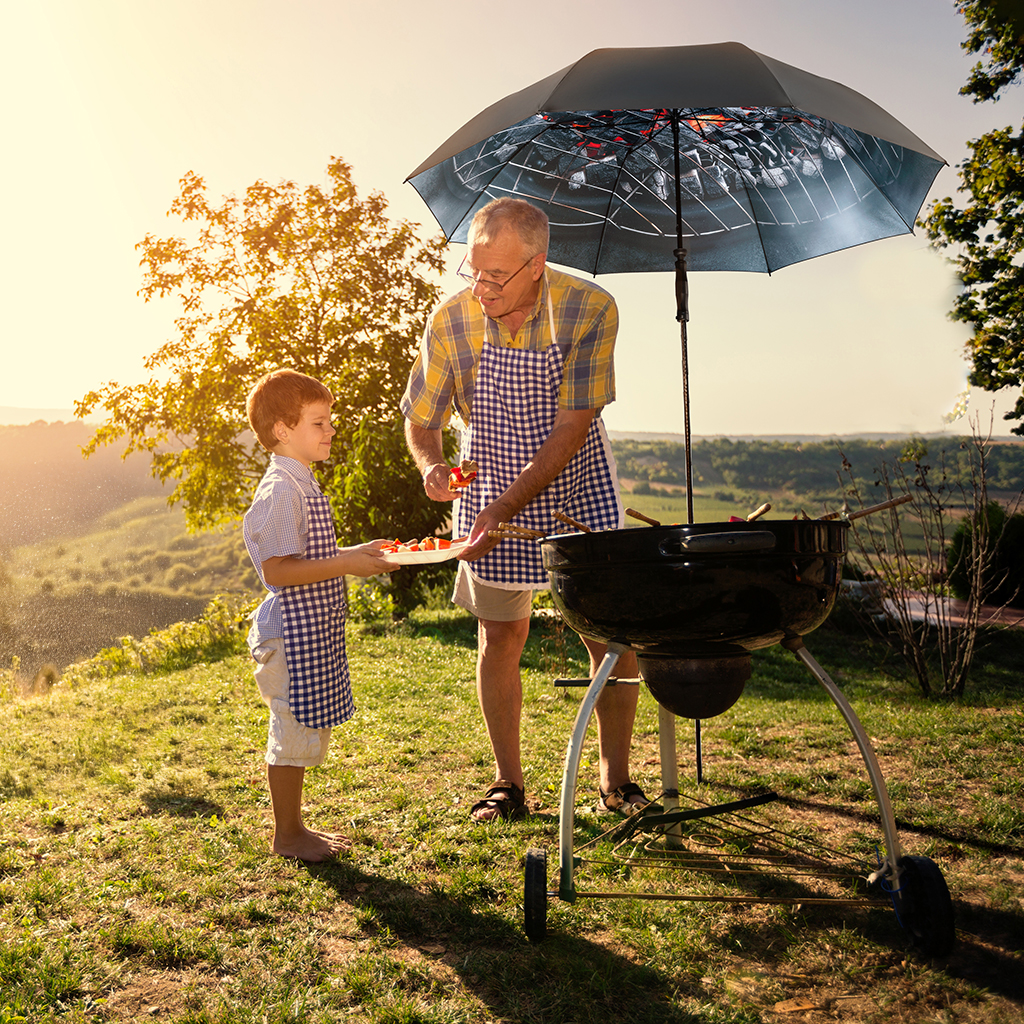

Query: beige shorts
[251,638,332,767]
[453,563,535,621]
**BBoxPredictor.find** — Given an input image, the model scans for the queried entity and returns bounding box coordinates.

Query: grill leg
[657,704,683,847]
[557,643,626,901]
[783,637,904,886]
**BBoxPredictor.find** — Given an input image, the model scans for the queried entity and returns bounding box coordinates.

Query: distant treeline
[5,423,1023,553]
[610,437,1024,494]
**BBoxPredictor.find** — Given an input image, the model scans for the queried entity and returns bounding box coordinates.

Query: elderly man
[401,197,651,822]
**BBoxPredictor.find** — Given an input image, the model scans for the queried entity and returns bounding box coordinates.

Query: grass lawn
[2,606,1023,1023]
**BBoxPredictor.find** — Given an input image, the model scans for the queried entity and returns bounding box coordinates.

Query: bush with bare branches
[837,423,1023,697]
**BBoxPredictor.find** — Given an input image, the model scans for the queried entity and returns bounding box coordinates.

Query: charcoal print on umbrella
[416,106,938,275]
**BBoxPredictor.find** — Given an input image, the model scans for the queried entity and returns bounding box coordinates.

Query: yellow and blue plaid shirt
[401,268,618,430]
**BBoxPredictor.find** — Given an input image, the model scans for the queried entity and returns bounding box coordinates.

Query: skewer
[819,494,913,522]
[625,507,662,527]
[554,511,592,533]
[489,523,547,540]
[746,502,771,521]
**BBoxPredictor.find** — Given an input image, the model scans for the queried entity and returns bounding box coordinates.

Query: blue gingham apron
[276,463,353,729]
[456,285,622,588]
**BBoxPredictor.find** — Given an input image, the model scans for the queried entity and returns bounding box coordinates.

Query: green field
[622,489,787,525]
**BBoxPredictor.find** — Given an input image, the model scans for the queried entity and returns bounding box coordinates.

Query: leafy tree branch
[76,158,451,612]
[919,1,1024,434]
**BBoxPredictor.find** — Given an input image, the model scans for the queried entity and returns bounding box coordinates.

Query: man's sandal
[597,782,659,817]
[470,780,527,822]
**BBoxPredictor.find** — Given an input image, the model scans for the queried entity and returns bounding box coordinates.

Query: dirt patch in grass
[102,973,198,1020]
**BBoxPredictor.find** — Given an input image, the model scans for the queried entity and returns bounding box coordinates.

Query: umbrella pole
[671,114,694,525]
[675,248,693,526]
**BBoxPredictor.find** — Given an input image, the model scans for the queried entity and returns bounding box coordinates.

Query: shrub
[348,579,397,624]
[947,502,1024,608]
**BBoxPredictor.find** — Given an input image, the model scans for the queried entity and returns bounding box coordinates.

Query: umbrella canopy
[407,42,944,276]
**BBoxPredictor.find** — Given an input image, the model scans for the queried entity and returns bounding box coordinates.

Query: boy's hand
[343,540,401,577]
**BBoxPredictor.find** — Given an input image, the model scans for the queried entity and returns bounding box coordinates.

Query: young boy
[243,368,396,862]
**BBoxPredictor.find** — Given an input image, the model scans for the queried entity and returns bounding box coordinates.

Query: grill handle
[659,531,777,556]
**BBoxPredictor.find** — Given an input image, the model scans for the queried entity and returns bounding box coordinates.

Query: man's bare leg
[472,616,530,820]
[582,637,646,807]
[267,764,349,861]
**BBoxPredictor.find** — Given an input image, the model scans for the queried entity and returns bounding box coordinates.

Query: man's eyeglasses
[457,254,538,293]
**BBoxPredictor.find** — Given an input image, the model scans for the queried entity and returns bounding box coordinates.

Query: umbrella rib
[644,118,772,267]
[847,131,914,227]
[789,125,845,222]
[491,131,713,242]
[815,123,894,214]
[826,129,916,233]
[739,126,808,227]
[609,154,717,236]
[553,116,666,268]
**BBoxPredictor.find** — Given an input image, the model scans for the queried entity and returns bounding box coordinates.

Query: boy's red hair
[246,369,333,452]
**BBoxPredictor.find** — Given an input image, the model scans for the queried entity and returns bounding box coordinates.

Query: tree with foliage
[920,1,1024,434]
[76,158,451,612]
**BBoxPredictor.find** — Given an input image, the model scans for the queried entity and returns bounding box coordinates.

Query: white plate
[381,539,469,565]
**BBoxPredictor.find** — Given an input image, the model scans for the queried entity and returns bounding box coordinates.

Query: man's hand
[459,499,516,561]
[405,422,457,502]
[421,462,459,502]
[456,407,597,561]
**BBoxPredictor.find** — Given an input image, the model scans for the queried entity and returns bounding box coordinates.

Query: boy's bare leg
[266,765,349,861]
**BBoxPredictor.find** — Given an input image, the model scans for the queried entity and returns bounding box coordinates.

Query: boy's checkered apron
[278,472,353,729]
[455,306,622,588]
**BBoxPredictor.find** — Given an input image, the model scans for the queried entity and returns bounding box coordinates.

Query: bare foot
[311,827,352,846]
[272,826,350,862]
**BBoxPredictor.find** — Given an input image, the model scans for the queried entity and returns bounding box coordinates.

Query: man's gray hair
[469,198,549,257]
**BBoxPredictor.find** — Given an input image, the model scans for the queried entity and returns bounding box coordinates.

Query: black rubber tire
[524,848,548,943]
[891,855,956,957]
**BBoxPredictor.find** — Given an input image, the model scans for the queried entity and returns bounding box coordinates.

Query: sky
[3,0,1022,438]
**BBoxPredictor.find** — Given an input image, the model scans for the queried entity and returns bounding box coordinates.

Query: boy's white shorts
[250,638,332,767]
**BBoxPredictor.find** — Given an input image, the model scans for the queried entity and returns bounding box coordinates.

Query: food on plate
[448,459,478,490]
[382,536,453,554]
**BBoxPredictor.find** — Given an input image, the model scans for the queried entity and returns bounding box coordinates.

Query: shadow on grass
[599,782,1024,1007]
[307,858,709,1024]
[139,791,226,819]
[944,903,1024,1003]
[707,780,1024,860]
[308,834,1023,1019]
